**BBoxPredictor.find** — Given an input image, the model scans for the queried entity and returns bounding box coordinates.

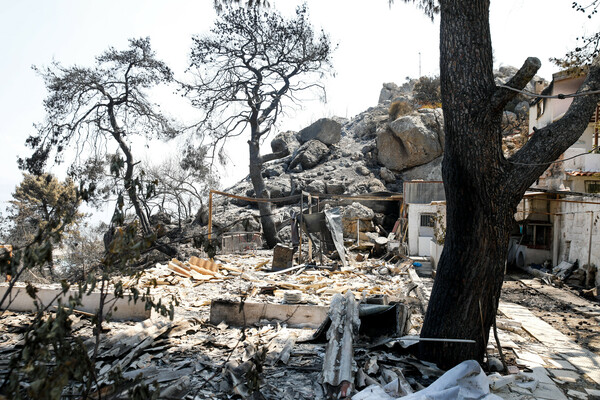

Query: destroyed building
[3,73,600,399]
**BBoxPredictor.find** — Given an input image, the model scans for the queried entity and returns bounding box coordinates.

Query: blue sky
[0,0,595,222]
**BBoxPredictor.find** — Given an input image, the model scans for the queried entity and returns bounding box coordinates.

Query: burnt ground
[501,271,600,355]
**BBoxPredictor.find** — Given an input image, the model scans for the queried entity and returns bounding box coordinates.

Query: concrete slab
[499,302,600,385]
[585,388,600,397]
[532,382,569,400]
[529,367,555,385]
[547,357,577,371]
[514,350,546,366]
[567,389,589,400]
[0,283,151,321]
[548,369,580,383]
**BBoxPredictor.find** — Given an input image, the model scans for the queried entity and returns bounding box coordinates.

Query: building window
[585,180,600,193]
[418,213,435,237]
[420,214,435,227]
[521,223,552,250]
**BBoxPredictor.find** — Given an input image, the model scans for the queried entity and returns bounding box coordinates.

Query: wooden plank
[209,300,328,328]
[168,262,191,277]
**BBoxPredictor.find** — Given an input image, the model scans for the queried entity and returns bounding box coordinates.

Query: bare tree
[20,38,180,255]
[185,5,333,248]
[143,150,217,224]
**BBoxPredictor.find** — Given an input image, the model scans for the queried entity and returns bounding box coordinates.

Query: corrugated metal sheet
[403,181,445,204]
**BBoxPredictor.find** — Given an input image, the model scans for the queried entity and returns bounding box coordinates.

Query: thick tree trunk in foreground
[249,137,279,249]
[419,0,600,369]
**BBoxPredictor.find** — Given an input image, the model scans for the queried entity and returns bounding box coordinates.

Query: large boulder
[288,139,329,170]
[418,108,445,148]
[271,130,300,155]
[299,118,341,145]
[377,113,443,171]
[401,156,443,181]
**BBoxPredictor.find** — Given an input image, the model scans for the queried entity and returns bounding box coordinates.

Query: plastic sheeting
[353,360,502,400]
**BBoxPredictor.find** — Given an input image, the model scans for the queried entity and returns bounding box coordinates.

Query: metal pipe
[299,193,303,264]
[308,194,313,262]
[588,211,594,268]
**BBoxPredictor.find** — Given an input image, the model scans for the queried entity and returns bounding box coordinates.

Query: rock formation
[201,69,534,247]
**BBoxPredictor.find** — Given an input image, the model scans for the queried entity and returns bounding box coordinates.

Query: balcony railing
[563,147,600,172]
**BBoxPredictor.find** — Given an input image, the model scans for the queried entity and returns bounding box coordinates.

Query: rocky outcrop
[299,118,341,145]
[401,156,443,182]
[377,112,443,171]
[378,81,415,104]
[203,67,533,246]
[347,107,389,139]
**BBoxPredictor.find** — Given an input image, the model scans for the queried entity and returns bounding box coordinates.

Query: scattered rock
[356,165,371,176]
[343,202,375,221]
[379,167,396,183]
[263,164,286,178]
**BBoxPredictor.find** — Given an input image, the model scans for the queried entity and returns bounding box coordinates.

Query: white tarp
[353,360,502,400]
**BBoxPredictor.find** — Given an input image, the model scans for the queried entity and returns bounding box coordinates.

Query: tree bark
[419,0,600,369]
[248,137,279,249]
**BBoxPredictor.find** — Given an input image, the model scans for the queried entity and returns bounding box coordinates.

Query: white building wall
[407,203,438,256]
[555,197,600,267]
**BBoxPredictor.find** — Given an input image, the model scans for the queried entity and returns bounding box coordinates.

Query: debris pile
[3,252,600,398]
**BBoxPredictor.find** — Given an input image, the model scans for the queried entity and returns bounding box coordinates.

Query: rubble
[3,248,600,399]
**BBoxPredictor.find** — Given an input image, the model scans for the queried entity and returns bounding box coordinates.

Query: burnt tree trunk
[108,104,152,236]
[419,0,600,369]
[249,134,279,249]
[108,104,177,258]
